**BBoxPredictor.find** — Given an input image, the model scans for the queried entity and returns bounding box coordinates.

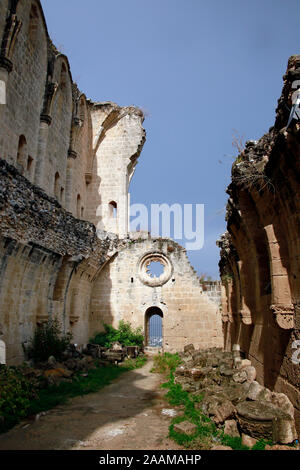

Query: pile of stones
[83,342,139,364]
[20,342,141,389]
[174,344,298,447]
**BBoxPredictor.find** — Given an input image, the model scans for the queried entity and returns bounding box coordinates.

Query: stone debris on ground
[16,342,142,390]
[174,344,299,447]
[173,421,198,436]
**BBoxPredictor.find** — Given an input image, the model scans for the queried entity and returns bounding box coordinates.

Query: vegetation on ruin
[28,357,146,416]
[90,320,144,348]
[152,353,272,451]
[0,355,147,434]
[0,365,37,433]
[150,351,182,375]
[26,318,73,363]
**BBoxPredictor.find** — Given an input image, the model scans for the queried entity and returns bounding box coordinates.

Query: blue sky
[41,0,300,278]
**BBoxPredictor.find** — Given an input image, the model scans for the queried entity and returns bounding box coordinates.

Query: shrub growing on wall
[27,318,72,363]
[91,320,144,348]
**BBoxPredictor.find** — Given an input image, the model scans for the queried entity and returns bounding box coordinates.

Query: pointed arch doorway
[145,307,163,347]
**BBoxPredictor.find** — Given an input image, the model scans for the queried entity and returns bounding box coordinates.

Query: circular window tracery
[138,252,173,287]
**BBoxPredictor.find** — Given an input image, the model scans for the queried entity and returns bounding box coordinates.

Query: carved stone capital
[222,313,230,323]
[270,304,294,329]
[239,310,252,325]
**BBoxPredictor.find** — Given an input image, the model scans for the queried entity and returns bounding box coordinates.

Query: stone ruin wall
[0,157,120,363]
[0,0,145,364]
[0,1,223,365]
[90,236,223,352]
[218,55,300,433]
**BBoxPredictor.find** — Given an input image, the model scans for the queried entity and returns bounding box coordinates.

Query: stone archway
[145,307,163,347]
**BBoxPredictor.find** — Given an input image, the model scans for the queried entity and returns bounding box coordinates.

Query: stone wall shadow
[0,365,161,450]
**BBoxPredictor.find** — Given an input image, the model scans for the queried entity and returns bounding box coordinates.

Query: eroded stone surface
[218,55,300,437]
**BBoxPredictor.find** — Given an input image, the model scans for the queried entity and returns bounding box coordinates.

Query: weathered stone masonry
[218,55,300,434]
[0,1,223,365]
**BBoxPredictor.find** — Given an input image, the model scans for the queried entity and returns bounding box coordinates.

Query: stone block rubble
[18,342,142,390]
[174,344,298,446]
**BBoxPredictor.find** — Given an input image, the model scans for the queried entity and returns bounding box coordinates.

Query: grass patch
[150,352,182,375]
[27,364,125,416]
[120,355,147,370]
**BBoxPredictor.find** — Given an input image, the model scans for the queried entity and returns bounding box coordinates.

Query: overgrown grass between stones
[152,353,271,451]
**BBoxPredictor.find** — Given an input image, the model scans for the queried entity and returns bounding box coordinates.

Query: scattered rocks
[240,359,252,369]
[244,366,256,383]
[210,400,236,424]
[173,345,298,445]
[232,370,247,383]
[247,381,265,401]
[224,420,240,437]
[241,434,257,448]
[270,393,294,419]
[161,409,178,417]
[173,421,197,435]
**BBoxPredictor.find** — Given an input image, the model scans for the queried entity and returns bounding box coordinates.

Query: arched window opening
[81,206,84,218]
[54,172,60,200]
[60,187,64,203]
[109,201,117,219]
[26,155,34,179]
[28,3,39,48]
[145,307,163,348]
[16,135,27,172]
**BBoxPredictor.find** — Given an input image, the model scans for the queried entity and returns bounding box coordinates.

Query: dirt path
[0,360,182,450]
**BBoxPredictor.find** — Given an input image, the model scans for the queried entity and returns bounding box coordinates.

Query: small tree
[27,318,72,363]
[90,321,144,348]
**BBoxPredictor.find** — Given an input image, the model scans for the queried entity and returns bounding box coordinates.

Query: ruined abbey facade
[218,55,300,432]
[2,0,299,436]
[0,1,222,365]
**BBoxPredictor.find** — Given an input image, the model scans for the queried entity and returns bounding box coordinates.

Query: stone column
[34,115,52,190]
[264,224,294,329]
[65,150,77,214]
